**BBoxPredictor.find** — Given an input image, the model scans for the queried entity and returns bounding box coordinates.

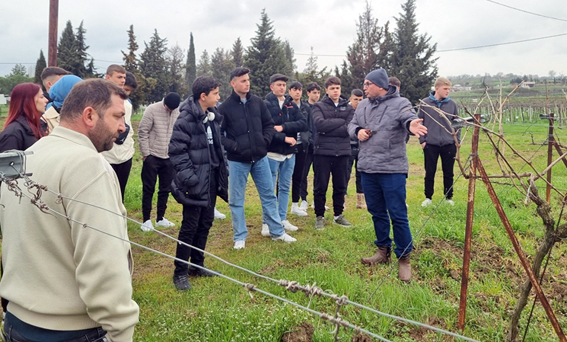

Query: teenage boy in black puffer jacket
[312,77,354,230]
[169,76,229,291]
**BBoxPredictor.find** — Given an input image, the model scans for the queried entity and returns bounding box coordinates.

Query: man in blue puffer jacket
[417,77,460,207]
[168,76,229,291]
[348,68,427,283]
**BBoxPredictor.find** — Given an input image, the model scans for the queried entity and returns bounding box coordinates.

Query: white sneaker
[261,223,270,237]
[156,217,175,228]
[140,220,153,232]
[234,240,245,249]
[282,220,299,231]
[446,199,455,206]
[272,233,297,243]
[300,200,308,211]
[214,207,226,220]
[290,203,308,217]
[421,198,432,207]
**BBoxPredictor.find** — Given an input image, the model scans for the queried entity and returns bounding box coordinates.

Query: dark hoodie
[312,94,354,157]
[169,96,228,207]
[264,93,307,155]
[417,91,460,146]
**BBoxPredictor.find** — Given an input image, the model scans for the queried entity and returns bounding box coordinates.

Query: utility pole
[48,0,59,66]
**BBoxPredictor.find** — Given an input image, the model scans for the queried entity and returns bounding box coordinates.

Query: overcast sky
[1,0,566,80]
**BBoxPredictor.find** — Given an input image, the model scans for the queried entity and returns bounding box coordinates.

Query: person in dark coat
[263,74,307,233]
[0,83,47,153]
[168,76,229,291]
[312,77,354,230]
[219,67,297,250]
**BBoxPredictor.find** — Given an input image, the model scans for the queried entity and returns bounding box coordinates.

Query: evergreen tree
[185,33,196,89]
[282,40,295,78]
[34,50,47,86]
[231,37,244,67]
[57,21,78,74]
[140,29,169,103]
[295,47,330,97]
[340,1,392,94]
[244,9,289,97]
[10,64,27,77]
[196,50,211,77]
[390,0,438,104]
[211,48,236,100]
[167,44,187,95]
[74,21,90,78]
[122,25,139,72]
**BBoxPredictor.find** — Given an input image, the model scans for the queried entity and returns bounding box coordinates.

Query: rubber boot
[361,246,391,265]
[398,254,411,283]
[356,193,367,209]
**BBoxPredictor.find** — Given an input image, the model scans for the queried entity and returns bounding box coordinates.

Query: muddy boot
[398,254,411,283]
[361,247,391,265]
[356,193,367,209]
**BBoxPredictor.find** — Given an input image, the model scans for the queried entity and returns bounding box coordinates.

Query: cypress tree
[390,0,438,104]
[185,33,196,89]
[34,50,47,86]
[244,9,288,97]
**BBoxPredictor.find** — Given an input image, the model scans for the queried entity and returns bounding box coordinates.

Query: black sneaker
[173,274,191,291]
[190,267,221,277]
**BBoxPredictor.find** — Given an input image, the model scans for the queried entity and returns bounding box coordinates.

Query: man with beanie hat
[348,68,427,282]
[138,92,181,232]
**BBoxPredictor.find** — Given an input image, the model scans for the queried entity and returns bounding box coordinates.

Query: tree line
[1,0,438,109]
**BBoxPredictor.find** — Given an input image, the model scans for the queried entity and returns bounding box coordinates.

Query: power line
[485,0,567,22]
[437,32,567,52]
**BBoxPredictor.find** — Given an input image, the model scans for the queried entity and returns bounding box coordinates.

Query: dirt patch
[281,322,314,342]
[351,332,373,342]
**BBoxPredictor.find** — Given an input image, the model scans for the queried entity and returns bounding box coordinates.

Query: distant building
[521,82,536,88]
[451,84,472,92]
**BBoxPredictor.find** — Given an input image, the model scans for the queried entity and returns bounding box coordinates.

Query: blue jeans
[266,155,295,222]
[228,156,284,241]
[361,173,413,258]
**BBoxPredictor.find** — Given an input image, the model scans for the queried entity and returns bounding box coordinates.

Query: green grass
[3,111,567,341]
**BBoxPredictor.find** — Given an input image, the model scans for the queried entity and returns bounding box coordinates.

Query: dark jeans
[141,155,173,222]
[346,155,363,194]
[174,171,218,276]
[313,154,349,217]
[111,158,132,203]
[4,312,108,342]
[423,143,456,200]
[361,172,412,258]
[291,144,309,203]
[299,144,314,202]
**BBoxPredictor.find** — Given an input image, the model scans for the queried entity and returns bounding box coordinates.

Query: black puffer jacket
[219,90,275,163]
[298,100,313,149]
[169,97,228,207]
[312,95,354,157]
[0,116,42,153]
[264,93,307,155]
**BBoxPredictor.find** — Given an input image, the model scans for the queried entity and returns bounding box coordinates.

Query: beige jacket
[101,100,136,164]
[138,100,180,159]
[43,106,60,134]
[0,127,139,341]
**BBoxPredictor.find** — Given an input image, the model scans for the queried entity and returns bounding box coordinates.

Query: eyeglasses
[363,82,373,88]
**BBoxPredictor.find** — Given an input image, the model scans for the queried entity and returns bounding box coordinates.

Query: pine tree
[185,33,196,89]
[140,29,169,103]
[340,1,392,93]
[74,21,90,78]
[34,50,47,86]
[231,37,244,68]
[10,64,28,77]
[244,9,289,97]
[282,40,295,78]
[211,48,236,100]
[196,50,211,77]
[122,25,139,72]
[390,0,438,104]
[57,21,78,74]
[295,47,330,95]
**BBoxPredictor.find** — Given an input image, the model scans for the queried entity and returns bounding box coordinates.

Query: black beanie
[365,68,389,89]
[164,92,181,110]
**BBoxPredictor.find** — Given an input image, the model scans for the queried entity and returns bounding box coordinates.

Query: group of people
[0,60,459,340]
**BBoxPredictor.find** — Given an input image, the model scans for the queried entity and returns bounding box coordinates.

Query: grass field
[1,109,566,341]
